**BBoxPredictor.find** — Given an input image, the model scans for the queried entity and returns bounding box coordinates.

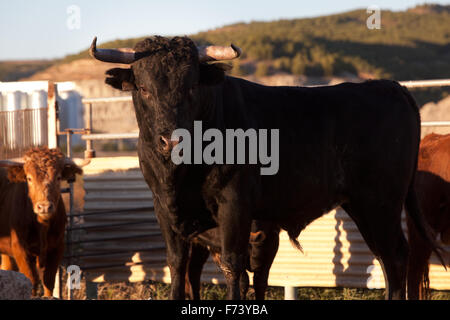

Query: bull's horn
[89,36,137,64]
[0,158,25,167]
[65,158,91,167]
[197,44,242,62]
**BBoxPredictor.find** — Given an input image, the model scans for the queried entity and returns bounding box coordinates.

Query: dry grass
[57,278,450,300]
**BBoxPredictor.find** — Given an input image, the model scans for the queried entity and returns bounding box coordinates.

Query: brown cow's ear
[105,68,136,91]
[7,166,26,183]
[62,164,83,182]
[199,63,231,86]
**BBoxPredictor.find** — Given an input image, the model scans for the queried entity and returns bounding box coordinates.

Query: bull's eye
[27,176,32,183]
[56,175,61,181]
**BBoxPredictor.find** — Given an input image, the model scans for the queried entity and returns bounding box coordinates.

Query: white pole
[284,286,298,300]
[47,82,58,148]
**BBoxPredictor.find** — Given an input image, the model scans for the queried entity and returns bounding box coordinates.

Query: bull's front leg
[156,210,190,300]
[217,188,252,300]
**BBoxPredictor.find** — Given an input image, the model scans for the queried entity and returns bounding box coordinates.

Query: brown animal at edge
[407,133,450,299]
[0,147,85,297]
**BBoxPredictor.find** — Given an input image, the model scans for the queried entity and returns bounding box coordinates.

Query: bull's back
[232,80,421,218]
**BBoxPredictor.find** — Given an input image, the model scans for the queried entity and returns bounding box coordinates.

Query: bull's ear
[7,166,26,183]
[105,68,136,91]
[199,63,231,86]
[62,164,83,182]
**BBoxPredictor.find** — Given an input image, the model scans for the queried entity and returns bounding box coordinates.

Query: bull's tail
[287,228,304,253]
[423,264,430,299]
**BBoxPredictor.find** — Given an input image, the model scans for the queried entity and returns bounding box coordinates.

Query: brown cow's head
[0,147,88,223]
[89,36,241,157]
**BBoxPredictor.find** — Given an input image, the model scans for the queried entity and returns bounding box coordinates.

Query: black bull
[90,36,444,300]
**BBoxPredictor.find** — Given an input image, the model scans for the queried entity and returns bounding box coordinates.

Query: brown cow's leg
[186,242,210,300]
[39,245,64,297]
[342,202,408,300]
[1,254,15,270]
[10,232,40,296]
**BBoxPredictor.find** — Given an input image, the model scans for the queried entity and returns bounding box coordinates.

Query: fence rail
[398,79,450,88]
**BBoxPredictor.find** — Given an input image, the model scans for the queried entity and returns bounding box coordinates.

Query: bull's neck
[197,84,225,130]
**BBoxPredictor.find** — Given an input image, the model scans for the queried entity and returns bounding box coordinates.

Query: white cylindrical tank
[30,90,47,109]
[30,90,48,145]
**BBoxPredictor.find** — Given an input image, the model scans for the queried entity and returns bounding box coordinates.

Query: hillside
[192,5,450,80]
[0,60,53,81]
[24,59,129,82]
[2,4,450,85]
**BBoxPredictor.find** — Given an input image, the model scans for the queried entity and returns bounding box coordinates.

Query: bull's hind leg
[342,201,409,300]
[185,242,210,300]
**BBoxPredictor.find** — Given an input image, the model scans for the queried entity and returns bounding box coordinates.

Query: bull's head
[0,147,89,223]
[89,36,242,156]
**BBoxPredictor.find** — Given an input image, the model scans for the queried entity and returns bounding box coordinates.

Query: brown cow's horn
[0,158,25,167]
[64,158,91,167]
[89,36,137,64]
[197,44,242,62]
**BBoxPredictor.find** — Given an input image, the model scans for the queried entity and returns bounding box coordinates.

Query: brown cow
[407,133,450,299]
[0,147,86,297]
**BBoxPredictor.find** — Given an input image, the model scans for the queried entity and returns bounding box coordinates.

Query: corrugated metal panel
[0,108,48,159]
[80,157,450,290]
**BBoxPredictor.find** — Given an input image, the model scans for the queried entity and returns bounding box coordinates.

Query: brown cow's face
[24,161,62,221]
[7,147,82,223]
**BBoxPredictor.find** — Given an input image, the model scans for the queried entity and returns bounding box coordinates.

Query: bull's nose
[159,136,180,152]
[35,201,54,214]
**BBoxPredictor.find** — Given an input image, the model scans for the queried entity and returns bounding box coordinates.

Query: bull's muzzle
[160,135,180,152]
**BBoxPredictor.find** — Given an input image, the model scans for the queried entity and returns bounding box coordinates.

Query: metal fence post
[84,103,96,158]
[52,268,61,298]
[284,286,298,300]
[86,281,98,300]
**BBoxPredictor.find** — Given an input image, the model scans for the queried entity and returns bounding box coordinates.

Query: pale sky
[0,0,449,60]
